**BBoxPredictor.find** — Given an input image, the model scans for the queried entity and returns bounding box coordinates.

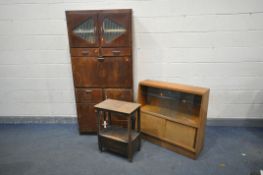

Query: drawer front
[141,112,165,138]
[164,121,196,149]
[75,88,103,103]
[101,48,131,56]
[71,48,99,57]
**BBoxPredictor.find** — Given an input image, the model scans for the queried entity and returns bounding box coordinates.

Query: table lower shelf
[99,126,141,159]
[99,126,140,143]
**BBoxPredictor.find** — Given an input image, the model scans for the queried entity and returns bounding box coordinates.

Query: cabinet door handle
[85,89,92,93]
[112,50,121,54]
[97,57,104,61]
[82,51,89,55]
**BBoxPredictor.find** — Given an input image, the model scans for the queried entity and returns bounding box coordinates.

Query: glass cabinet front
[143,87,202,119]
[73,17,97,44]
[102,18,127,44]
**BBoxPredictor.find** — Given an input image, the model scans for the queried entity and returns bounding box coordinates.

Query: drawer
[101,48,131,56]
[70,48,99,57]
[141,112,165,138]
[164,121,196,149]
[75,88,103,103]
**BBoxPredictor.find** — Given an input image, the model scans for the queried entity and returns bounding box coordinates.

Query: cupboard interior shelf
[141,105,199,128]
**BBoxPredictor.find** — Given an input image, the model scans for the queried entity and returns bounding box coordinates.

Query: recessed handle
[112,50,121,54]
[82,50,89,55]
[97,57,104,61]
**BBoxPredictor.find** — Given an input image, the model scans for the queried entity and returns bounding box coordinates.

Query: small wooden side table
[94,99,141,162]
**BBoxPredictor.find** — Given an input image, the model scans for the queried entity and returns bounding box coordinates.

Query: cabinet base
[99,134,141,161]
[78,127,97,134]
[142,133,198,159]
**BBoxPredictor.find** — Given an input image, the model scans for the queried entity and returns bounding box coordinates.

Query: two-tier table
[94,99,141,162]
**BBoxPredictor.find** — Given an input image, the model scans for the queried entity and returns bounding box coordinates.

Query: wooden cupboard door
[164,121,196,149]
[75,88,103,103]
[71,57,132,88]
[104,89,133,101]
[141,112,165,138]
[99,10,131,47]
[71,57,105,87]
[66,11,99,47]
[76,103,97,132]
[103,57,132,87]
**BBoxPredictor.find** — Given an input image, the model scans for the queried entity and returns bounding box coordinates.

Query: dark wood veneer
[66,9,133,133]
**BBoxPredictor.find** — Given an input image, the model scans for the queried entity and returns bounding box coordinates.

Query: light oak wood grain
[137,80,209,159]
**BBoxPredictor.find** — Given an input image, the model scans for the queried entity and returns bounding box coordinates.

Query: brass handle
[97,57,104,61]
[85,89,92,93]
[112,50,121,54]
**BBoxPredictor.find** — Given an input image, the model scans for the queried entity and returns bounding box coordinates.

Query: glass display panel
[144,87,202,117]
[103,18,126,43]
[73,18,96,43]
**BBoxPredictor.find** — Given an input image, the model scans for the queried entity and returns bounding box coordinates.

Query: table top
[94,99,141,115]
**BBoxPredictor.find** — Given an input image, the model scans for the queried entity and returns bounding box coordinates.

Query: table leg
[131,113,136,130]
[108,111,111,126]
[97,110,102,152]
[137,108,141,151]
[128,115,132,162]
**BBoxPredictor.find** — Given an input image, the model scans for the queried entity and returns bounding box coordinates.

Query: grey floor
[0,124,262,175]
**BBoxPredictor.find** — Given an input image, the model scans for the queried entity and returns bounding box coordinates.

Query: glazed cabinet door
[99,10,131,47]
[71,57,132,88]
[66,11,99,47]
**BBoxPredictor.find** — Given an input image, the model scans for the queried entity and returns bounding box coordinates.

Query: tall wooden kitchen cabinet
[66,9,133,133]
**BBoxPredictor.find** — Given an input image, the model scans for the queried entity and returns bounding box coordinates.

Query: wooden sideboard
[137,80,209,159]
